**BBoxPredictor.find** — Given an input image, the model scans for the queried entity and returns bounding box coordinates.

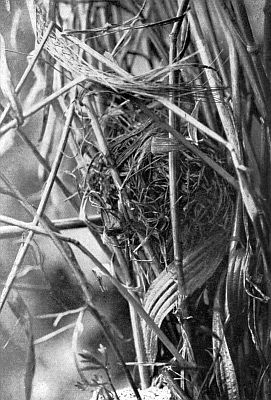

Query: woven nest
[78,97,234,266]
[34,18,235,268]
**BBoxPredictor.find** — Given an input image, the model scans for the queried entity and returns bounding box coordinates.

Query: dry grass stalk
[1,1,271,398]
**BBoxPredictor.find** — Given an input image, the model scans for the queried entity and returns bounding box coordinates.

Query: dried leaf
[143,233,227,363]
[226,248,247,321]
[25,0,37,35]
[10,8,22,50]
[187,100,201,145]
[79,350,105,369]
[81,365,106,372]
[213,282,240,400]
[242,129,261,191]
[151,136,182,153]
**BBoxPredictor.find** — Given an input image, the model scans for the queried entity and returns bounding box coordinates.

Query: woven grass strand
[143,232,227,363]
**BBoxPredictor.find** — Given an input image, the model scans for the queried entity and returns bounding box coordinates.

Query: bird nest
[78,97,234,267]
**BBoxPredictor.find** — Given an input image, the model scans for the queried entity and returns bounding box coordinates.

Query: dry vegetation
[0,0,271,399]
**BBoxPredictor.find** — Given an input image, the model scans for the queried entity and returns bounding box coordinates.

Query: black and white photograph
[0,1,269,399]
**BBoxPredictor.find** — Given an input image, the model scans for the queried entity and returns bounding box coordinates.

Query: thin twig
[34,323,76,344]
[0,21,55,125]
[0,99,76,313]
[17,127,80,211]
[0,77,85,135]
[169,3,185,298]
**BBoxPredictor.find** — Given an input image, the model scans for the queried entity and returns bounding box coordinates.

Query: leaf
[81,365,106,372]
[226,247,247,322]
[187,100,201,145]
[242,129,261,192]
[25,0,37,35]
[213,282,240,400]
[0,34,23,124]
[143,232,227,363]
[151,136,184,153]
[16,264,41,278]
[10,8,22,50]
[79,350,104,368]
[8,290,35,400]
